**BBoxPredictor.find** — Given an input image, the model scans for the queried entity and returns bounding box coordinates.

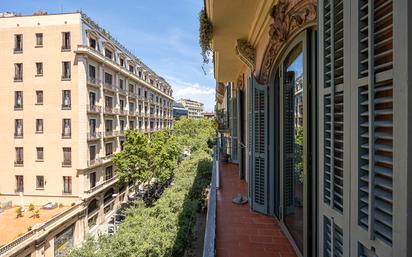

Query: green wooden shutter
[251,77,268,214]
[232,96,239,163]
[248,75,253,204]
[237,88,244,179]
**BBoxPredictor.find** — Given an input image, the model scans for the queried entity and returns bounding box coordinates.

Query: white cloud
[165,76,216,112]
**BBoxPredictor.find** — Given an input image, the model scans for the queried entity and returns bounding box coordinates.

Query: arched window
[87,199,98,215]
[104,188,114,204]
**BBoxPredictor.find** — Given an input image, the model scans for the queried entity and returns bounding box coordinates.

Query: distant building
[178,99,204,119]
[172,101,188,119]
[203,112,214,118]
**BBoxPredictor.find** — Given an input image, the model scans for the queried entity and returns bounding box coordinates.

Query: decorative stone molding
[236,39,256,72]
[237,74,244,91]
[259,0,317,84]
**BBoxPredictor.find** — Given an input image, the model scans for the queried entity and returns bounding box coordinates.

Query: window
[89,65,96,79]
[35,33,43,47]
[62,119,71,137]
[105,166,113,180]
[105,120,113,133]
[89,119,97,134]
[90,172,96,189]
[130,120,135,130]
[129,84,134,94]
[36,90,43,105]
[15,147,23,165]
[36,62,43,76]
[120,58,124,67]
[104,72,112,85]
[63,176,72,193]
[120,99,125,111]
[14,63,23,81]
[62,90,71,109]
[89,37,96,49]
[14,91,23,109]
[119,79,124,89]
[15,119,23,137]
[15,175,24,192]
[129,65,134,73]
[62,32,71,50]
[89,92,97,108]
[105,48,113,59]
[36,147,44,161]
[129,102,135,113]
[138,88,141,96]
[36,119,43,133]
[105,142,113,156]
[62,148,71,166]
[62,62,71,80]
[89,145,96,162]
[120,120,125,131]
[14,34,23,52]
[36,176,44,189]
[120,140,124,150]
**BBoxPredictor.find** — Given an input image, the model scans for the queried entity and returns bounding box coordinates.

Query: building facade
[208,0,412,256]
[172,101,188,119]
[0,12,173,256]
[177,99,204,119]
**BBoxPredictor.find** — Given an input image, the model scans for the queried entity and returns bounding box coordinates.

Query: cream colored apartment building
[0,12,173,257]
[177,99,204,119]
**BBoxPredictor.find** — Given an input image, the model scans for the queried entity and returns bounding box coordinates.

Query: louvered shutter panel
[248,75,254,203]
[319,0,349,255]
[283,71,295,211]
[232,96,239,163]
[354,0,394,250]
[237,88,244,178]
[251,77,268,214]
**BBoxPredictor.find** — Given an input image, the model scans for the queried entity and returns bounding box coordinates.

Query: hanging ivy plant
[199,8,213,64]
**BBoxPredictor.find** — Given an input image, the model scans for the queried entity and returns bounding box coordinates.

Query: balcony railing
[62,160,72,167]
[119,109,127,115]
[104,106,116,114]
[88,158,103,167]
[84,176,117,194]
[129,110,136,116]
[87,77,101,86]
[87,131,101,140]
[14,132,23,138]
[14,161,23,167]
[104,130,114,137]
[87,104,102,113]
[117,87,127,94]
[62,132,72,138]
[104,82,114,91]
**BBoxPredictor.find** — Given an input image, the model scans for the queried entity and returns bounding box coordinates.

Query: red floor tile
[216,162,297,257]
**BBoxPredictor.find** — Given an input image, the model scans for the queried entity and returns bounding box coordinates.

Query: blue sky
[1,0,216,111]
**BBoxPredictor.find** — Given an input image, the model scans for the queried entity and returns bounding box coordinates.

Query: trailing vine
[199,8,213,64]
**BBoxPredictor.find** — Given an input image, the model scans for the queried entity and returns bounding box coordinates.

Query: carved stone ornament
[237,74,244,91]
[236,39,256,71]
[259,0,317,84]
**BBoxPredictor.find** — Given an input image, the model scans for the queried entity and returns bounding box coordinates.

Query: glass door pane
[283,43,304,251]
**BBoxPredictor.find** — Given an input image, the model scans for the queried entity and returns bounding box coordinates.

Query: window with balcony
[14,91,23,109]
[130,120,135,130]
[129,103,135,114]
[14,34,23,53]
[62,119,71,137]
[120,99,125,111]
[36,90,43,105]
[129,84,134,94]
[36,62,43,76]
[138,88,141,96]
[105,96,113,113]
[90,172,96,189]
[89,37,96,49]
[14,63,23,81]
[89,92,97,110]
[119,79,124,90]
[138,104,142,113]
[120,120,125,132]
[62,90,71,109]
[105,48,113,59]
[129,65,134,73]
[15,119,23,138]
[139,121,142,129]
[105,120,113,135]
[62,147,71,166]
[144,91,147,99]
[62,32,71,50]
[105,142,113,156]
[63,176,72,193]
[138,70,142,78]
[105,166,113,180]
[62,62,71,80]
[89,65,96,80]
[15,175,24,192]
[36,176,44,189]
[36,147,44,161]
[89,119,97,135]
[90,145,96,163]
[36,119,43,133]
[104,72,113,86]
[120,58,124,67]
[15,147,23,166]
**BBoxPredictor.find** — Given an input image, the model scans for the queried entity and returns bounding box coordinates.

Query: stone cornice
[236,39,256,72]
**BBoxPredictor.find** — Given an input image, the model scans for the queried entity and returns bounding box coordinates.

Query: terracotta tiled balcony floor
[216,162,297,257]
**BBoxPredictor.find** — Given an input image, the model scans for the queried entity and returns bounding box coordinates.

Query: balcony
[117,86,127,95]
[84,176,117,195]
[129,110,136,116]
[104,82,115,91]
[14,132,23,139]
[202,148,297,257]
[87,77,101,87]
[118,109,127,116]
[87,158,103,167]
[62,132,71,139]
[104,130,115,138]
[119,130,125,136]
[87,104,102,113]
[14,161,23,167]
[104,106,116,115]
[61,160,72,167]
[87,131,101,140]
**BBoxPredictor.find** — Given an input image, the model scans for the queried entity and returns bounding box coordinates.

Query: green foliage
[199,8,213,64]
[294,126,304,183]
[28,203,35,212]
[173,117,216,153]
[16,206,23,218]
[67,151,212,257]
